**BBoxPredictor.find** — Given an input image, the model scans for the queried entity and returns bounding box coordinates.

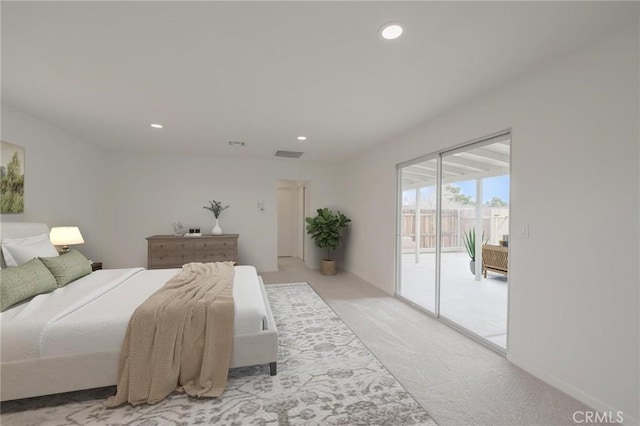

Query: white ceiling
[2,1,638,162]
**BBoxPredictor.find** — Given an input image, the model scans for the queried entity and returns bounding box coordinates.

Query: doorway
[277,180,306,261]
[396,132,510,352]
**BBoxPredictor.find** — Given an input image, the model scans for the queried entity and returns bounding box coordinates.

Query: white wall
[0,105,107,262]
[341,25,639,422]
[102,152,343,272]
[0,105,345,271]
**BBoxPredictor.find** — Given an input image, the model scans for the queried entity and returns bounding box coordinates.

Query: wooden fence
[401,207,509,250]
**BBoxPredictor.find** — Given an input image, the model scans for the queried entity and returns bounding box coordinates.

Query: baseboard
[507,354,638,425]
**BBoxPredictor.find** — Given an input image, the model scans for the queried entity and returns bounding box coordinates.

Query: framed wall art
[1,141,25,213]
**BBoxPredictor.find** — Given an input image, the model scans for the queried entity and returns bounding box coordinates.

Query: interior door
[297,185,306,261]
[277,188,295,257]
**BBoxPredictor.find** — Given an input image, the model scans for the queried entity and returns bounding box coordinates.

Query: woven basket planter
[321,259,337,275]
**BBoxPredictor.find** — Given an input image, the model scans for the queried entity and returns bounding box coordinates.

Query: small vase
[212,218,223,235]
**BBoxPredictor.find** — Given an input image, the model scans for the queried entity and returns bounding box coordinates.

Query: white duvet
[0,265,267,363]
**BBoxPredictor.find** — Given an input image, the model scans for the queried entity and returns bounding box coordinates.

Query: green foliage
[444,185,474,206]
[305,208,351,260]
[203,200,229,218]
[0,152,24,213]
[484,196,508,207]
[462,227,487,261]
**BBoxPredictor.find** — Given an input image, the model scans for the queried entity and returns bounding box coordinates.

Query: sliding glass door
[397,157,438,313]
[439,140,510,349]
[397,133,510,351]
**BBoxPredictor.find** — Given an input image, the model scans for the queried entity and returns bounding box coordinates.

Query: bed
[0,222,279,402]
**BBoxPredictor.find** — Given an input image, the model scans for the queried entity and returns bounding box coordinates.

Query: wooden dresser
[146,234,239,269]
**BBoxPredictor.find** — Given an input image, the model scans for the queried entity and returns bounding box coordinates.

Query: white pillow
[1,234,59,267]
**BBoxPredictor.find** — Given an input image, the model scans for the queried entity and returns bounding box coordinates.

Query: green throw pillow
[40,249,92,287]
[1,258,58,312]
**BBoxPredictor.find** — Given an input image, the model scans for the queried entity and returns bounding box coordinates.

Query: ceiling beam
[465,148,509,163]
[403,171,436,181]
[442,157,489,173]
[407,164,460,176]
[441,167,508,185]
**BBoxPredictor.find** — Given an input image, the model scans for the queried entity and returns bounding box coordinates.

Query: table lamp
[49,226,85,254]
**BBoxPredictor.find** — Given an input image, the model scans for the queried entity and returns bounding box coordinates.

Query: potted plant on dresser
[305,208,351,275]
[203,199,229,235]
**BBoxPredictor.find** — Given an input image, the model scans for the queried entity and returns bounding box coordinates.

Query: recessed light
[297,136,307,141]
[380,23,403,40]
[150,123,163,129]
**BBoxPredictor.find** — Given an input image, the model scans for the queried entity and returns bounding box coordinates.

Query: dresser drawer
[147,234,239,269]
[193,252,234,263]
[149,252,191,268]
[194,240,235,251]
[149,240,194,252]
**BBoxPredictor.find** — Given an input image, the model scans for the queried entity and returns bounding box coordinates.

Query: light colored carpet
[262,258,602,426]
[0,282,435,426]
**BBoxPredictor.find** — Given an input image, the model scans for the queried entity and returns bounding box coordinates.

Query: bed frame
[0,222,279,401]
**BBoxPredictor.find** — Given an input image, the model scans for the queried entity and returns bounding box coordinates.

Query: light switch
[521,223,529,239]
[257,202,265,213]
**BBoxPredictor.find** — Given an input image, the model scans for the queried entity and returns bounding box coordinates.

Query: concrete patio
[398,251,507,348]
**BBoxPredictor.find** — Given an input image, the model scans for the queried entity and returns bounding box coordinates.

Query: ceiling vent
[275,150,304,158]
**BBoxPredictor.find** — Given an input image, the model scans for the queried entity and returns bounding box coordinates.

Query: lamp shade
[49,227,85,246]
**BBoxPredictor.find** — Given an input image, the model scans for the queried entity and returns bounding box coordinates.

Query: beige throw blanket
[105,262,235,407]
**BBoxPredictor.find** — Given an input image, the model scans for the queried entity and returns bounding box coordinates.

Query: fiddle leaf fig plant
[305,208,351,260]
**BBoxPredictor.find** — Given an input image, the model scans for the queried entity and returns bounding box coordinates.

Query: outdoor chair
[482,244,508,277]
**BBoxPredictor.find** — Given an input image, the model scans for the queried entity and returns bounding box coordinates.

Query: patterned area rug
[1,282,435,426]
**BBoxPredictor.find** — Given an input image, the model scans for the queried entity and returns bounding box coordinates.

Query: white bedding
[1,265,267,363]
